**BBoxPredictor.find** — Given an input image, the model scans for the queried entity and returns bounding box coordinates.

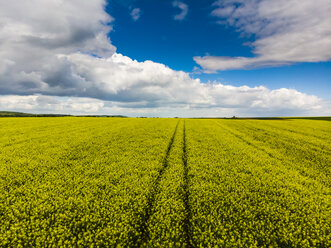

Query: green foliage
[0,117,329,247]
[0,111,70,117]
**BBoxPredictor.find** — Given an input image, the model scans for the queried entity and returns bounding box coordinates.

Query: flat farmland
[0,117,330,247]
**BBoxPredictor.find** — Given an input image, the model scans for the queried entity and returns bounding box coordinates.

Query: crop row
[0,117,329,247]
[214,119,330,186]
[0,118,179,247]
[185,119,330,247]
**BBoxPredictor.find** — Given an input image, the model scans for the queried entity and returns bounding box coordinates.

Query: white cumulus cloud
[0,0,328,116]
[0,95,104,114]
[130,8,141,21]
[172,1,188,20]
[195,0,331,71]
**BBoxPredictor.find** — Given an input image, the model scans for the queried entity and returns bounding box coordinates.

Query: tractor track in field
[135,120,180,247]
[233,122,331,154]
[213,120,327,185]
[252,122,331,145]
[214,120,325,165]
[214,121,277,160]
[182,120,193,248]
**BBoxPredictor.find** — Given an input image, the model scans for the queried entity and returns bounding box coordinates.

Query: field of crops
[0,117,330,247]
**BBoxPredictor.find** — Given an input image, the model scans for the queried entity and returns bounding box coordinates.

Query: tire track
[135,120,180,246]
[182,120,193,248]
[256,121,331,145]
[214,120,328,165]
[214,121,276,159]
[233,121,331,154]
[213,120,329,186]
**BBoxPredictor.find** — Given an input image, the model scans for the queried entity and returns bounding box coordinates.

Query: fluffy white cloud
[0,95,104,113]
[195,0,331,71]
[0,0,327,116]
[1,91,328,117]
[130,8,141,21]
[0,0,115,56]
[0,0,115,96]
[172,1,188,20]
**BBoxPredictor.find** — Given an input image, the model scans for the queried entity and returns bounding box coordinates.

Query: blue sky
[108,0,331,99]
[108,0,253,70]
[0,0,330,116]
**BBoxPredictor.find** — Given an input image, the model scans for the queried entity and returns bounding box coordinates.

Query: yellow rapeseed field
[0,117,330,247]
